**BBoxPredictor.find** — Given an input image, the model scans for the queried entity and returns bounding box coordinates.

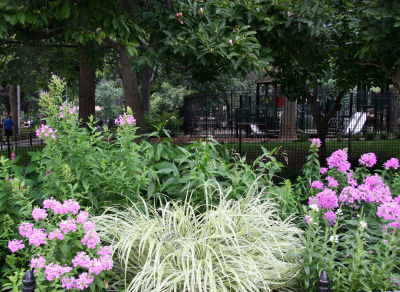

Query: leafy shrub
[352,133,361,141]
[298,141,400,291]
[298,133,310,142]
[95,181,303,292]
[395,129,400,139]
[380,131,388,140]
[144,110,183,137]
[365,131,376,140]
[7,198,112,290]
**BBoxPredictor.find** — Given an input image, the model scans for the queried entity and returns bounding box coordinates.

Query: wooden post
[319,270,329,292]
[22,270,35,292]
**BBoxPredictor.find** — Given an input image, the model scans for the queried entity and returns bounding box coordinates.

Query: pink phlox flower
[359,174,392,204]
[75,273,94,290]
[28,228,47,247]
[384,158,399,170]
[19,222,34,238]
[311,180,324,189]
[115,113,136,127]
[320,167,328,175]
[44,263,73,281]
[339,186,362,205]
[43,197,64,214]
[59,217,77,234]
[83,221,95,231]
[327,176,339,188]
[88,255,114,275]
[76,211,89,224]
[377,202,400,222]
[59,113,64,118]
[72,251,91,268]
[36,124,56,140]
[323,210,337,225]
[315,188,339,210]
[327,149,350,173]
[62,276,77,290]
[311,138,321,148]
[8,239,25,253]
[81,229,100,249]
[10,152,15,162]
[305,215,312,224]
[359,152,377,168]
[63,199,80,215]
[32,207,48,222]
[31,254,46,269]
[346,172,358,187]
[49,229,64,240]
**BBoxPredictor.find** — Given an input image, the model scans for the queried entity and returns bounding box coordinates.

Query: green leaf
[60,1,70,19]
[17,13,25,24]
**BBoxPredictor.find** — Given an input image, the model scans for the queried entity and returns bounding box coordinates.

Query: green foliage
[95,81,123,120]
[95,182,303,291]
[395,129,400,139]
[29,76,285,211]
[299,133,310,142]
[365,131,376,141]
[144,111,183,137]
[352,133,361,141]
[297,145,400,291]
[150,82,190,114]
[380,131,389,140]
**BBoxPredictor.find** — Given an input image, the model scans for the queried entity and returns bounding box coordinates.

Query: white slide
[344,112,368,134]
[250,124,263,135]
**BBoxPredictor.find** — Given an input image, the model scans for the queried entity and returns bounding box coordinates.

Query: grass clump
[95,181,303,292]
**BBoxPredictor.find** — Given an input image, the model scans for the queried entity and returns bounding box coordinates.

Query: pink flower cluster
[384,158,399,170]
[311,138,321,148]
[115,113,136,127]
[59,103,78,118]
[8,239,25,253]
[43,198,80,215]
[326,149,350,173]
[8,198,113,290]
[32,207,48,222]
[36,124,56,140]
[359,152,377,168]
[307,149,400,228]
[311,180,323,189]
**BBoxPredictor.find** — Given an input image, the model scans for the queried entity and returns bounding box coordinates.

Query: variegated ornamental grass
[95,181,303,291]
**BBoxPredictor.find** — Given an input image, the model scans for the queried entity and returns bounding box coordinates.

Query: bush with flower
[8,198,112,290]
[299,140,400,291]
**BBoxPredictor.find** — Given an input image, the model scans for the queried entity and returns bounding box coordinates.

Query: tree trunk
[8,85,18,133]
[79,49,96,124]
[140,65,153,113]
[119,45,147,133]
[279,96,297,139]
[391,81,400,133]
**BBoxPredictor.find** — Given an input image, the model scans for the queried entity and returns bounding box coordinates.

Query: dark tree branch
[14,24,64,39]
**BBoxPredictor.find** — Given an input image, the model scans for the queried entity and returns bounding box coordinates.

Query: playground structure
[183,87,398,139]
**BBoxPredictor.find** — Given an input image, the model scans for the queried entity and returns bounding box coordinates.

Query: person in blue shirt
[3,115,14,136]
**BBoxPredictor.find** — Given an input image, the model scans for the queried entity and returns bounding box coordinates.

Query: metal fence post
[7,134,11,159]
[22,270,35,292]
[319,270,329,292]
[348,91,353,160]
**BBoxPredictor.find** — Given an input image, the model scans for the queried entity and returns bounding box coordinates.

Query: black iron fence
[181,89,400,168]
[0,127,44,164]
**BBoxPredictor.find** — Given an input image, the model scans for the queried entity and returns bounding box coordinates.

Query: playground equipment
[344,112,368,135]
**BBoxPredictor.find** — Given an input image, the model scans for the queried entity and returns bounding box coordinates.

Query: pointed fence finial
[319,270,329,292]
[22,269,35,292]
